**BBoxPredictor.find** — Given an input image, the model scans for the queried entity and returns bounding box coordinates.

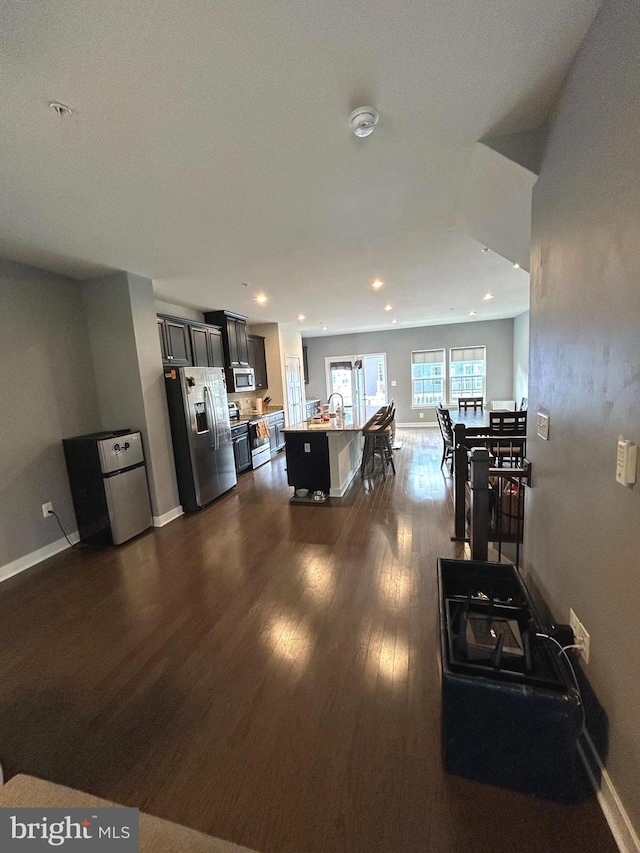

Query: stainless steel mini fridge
[63,430,153,545]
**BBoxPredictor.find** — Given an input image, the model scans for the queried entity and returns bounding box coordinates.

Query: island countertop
[282,415,363,433]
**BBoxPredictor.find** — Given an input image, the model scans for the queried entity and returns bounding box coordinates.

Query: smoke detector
[349,106,379,138]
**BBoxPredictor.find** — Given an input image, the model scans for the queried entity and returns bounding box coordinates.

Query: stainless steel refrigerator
[164,366,237,511]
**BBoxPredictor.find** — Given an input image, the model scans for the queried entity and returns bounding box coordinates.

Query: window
[411,349,445,406]
[449,346,486,403]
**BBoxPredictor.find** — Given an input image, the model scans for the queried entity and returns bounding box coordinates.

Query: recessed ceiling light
[254,294,267,304]
[513,262,520,269]
[391,319,397,324]
[322,325,328,332]
[483,293,494,301]
[297,314,305,321]
[481,246,490,254]
[469,311,476,316]
[384,304,393,311]
[371,279,384,290]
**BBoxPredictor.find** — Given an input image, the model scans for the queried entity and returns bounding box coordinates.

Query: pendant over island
[282,412,364,502]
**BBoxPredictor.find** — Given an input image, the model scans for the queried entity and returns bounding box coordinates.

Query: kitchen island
[282,414,364,499]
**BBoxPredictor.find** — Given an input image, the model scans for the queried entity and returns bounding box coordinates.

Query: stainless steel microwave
[232,366,255,391]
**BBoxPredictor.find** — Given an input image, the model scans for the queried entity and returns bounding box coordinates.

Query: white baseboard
[0,531,80,585]
[578,730,640,853]
[397,421,437,428]
[153,505,184,527]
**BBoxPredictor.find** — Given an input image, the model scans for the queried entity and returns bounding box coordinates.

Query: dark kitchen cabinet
[190,324,224,368]
[303,345,309,385]
[204,311,250,367]
[248,334,268,390]
[157,316,192,366]
[268,411,285,455]
[231,423,251,473]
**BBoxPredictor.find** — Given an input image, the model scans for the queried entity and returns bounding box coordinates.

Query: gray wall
[303,318,515,423]
[526,0,640,831]
[0,259,101,569]
[83,274,180,519]
[512,311,529,405]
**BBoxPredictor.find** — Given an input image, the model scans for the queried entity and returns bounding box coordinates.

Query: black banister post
[453,423,467,541]
[469,448,491,562]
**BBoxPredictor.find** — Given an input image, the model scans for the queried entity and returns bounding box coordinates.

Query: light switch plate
[537,411,549,440]
[391,380,397,387]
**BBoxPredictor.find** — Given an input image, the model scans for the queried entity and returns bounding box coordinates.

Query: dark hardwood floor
[0,429,616,852]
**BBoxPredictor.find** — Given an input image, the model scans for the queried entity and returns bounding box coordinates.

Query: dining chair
[458,396,483,413]
[488,410,527,464]
[436,407,455,472]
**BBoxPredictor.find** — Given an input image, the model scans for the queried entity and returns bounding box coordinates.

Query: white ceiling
[0,0,601,336]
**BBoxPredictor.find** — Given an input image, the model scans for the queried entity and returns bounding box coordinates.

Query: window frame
[410,348,446,408]
[448,345,486,404]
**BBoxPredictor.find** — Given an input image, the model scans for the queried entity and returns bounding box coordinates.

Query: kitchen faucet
[328,392,344,414]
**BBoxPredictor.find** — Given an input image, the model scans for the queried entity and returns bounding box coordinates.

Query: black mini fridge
[437,558,587,803]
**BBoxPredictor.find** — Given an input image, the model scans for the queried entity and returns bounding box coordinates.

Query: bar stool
[360,408,386,478]
[361,408,396,480]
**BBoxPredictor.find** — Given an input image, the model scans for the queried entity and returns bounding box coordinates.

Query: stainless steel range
[249,418,271,468]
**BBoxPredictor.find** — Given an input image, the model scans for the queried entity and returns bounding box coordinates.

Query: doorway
[325,353,387,421]
[285,355,304,426]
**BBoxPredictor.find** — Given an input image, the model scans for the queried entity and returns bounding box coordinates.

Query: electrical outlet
[42,502,53,518]
[419,412,424,418]
[569,608,590,664]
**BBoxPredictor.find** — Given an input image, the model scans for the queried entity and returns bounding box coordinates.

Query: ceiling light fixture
[297,314,305,321]
[349,106,379,138]
[371,279,384,290]
[483,293,494,301]
[513,262,520,269]
[482,246,491,254]
[49,102,72,117]
[391,319,397,324]
[384,304,393,312]
[469,311,476,316]
[322,325,328,332]
[254,294,267,304]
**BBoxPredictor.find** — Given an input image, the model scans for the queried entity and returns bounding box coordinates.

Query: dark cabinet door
[190,325,210,367]
[232,428,251,473]
[207,328,224,368]
[225,317,240,366]
[303,345,309,385]
[236,318,249,365]
[248,334,268,389]
[158,318,169,361]
[158,316,192,366]
[268,413,285,454]
[190,324,224,368]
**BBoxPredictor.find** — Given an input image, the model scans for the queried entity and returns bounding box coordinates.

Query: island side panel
[284,432,330,494]
[328,431,363,497]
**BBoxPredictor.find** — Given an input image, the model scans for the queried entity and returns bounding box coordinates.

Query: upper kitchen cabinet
[247,334,268,390]
[190,323,224,368]
[157,316,192,366]
[203,311,250,367]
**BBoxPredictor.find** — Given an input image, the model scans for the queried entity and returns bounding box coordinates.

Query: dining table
[448,409,508,429]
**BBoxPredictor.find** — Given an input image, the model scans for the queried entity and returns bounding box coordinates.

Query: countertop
[230,408,284,427]
[282,415,364,433]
